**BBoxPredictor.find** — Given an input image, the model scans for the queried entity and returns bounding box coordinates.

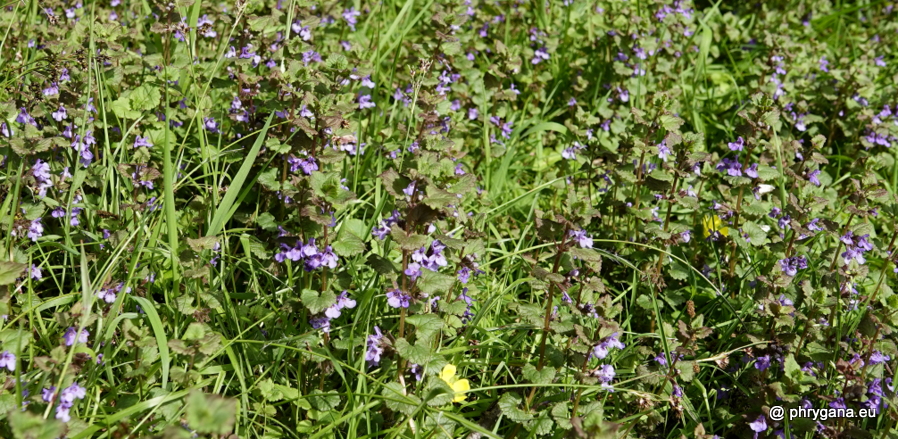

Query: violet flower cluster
[274,238,339,271]
[404,240,448,280]
[310,291,356,333]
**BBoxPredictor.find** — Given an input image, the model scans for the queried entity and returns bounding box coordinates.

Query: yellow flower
[440,364,470,403]
[702,215,729,238]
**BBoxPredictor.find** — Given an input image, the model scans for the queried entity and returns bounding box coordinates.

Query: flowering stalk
[525,225,570,408]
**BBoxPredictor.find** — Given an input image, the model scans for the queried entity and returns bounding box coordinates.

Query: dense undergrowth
[1,0,898,438]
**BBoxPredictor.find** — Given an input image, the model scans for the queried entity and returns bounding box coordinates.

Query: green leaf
[784,353,802,380]
[390,225,429,251]
[659,114,684,132]
[499,393,533,422]
[186,390,237,435]
[569,248,601,263]
[9,410,64,439]
[301,289,336,315]
[129,84,161,112]
[186,236,218,252]
[668,259,690,281]
[406,314,444,344]
[382,382,421,415]
[332,229,366,257]
[256,213,278,232]
[522,364,555,384]
[742,221,769,247]
[0,328,33,350]
[111,96,140,119]
[0,261,27,285]
[183,323,206,341]
[527,411,555,436]
[417,270,455,296]
[423,186,458,210]
[307,390,341,411]
[423,378,455,407]
[257,168,282,191]
[394,338,433,365]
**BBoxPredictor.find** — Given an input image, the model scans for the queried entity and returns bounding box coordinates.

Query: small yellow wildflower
[702,215,729,238]
[440,364,470,403]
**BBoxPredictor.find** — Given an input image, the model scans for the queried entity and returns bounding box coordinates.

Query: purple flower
[343,7,361,30]
[357,93,376,110]
[745,163,759,179]
[841,231,874,265]
[468,108,479,120]
[590,333,625,360]
[657,140,672,162]
[52,106,68,121]
[310,316,331,333]
[372,210,401,240]
[302,50,321,64]
[754,355,771,371]
[0,351,15,372]
[568,97,577,106]
[715,157,743,177]
[728,137,744,151]
[292,20,312,40]
[43,82,59,96]
[55,382,87,423]
[203,117,220,133]
[870,351,891,365]
[808,169,821,186]
[532,46,550,64]
[672,385,684,397]
[403,181,417,197]
[63,327,89,346]
[386,289,411,308]
[569,229,593,248]
[562,142,585,160]
[593,364,615,390]
[829,397,847,409]
[323,291,356,320]
[288,156,318,175]
[16,108,36,126]
[779,256,808,277]
[28,218,44,241]
[749,415,767,434]
[239,45,256,59]
[133,135,153,148]
[409,363,423,381]
[42,386,56,402]
[365,326,385,367]
[97,282,128,303]
[197,14,216,37]
[32,159,53,197]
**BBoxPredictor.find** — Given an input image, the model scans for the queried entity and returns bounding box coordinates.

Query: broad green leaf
[499,393,532,422]
[742,221,769,247]
[418,270,455,296]
[522,364,555,384]
[0,261,27,285]
[406,314,444,344]
[185,391,237,435]
[111,96,140,119]
[301,289,336,315]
